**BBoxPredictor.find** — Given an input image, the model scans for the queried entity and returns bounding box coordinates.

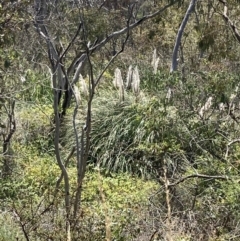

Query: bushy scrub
[0,141,157,240]
[90,86,189,177]
[86,69,240,239]
[15,104,53,152]
[0,211,24,241]
[79,171,158,240]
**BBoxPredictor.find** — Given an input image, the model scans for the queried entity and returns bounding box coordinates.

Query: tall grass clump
[89,69,240,178]
[89,85,187,177]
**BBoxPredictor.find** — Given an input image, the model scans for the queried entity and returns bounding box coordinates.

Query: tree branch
[168,173,229,187]
[170,0,197,72]
[89,0,180,53]
[225,138,240,159]
[218,0,240,44]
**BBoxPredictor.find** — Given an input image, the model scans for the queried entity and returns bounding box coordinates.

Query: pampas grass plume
[113,68,124,101]
[113,68,123,89]
[79,74,88,97]
[126,65,133,89]
[132,66,140,95]
[151,49,159,74]
[199,96,213,118]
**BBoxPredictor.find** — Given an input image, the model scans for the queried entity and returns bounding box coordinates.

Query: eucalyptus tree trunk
[34,1,73,239]
[170,0,197,72]
[33,0,181,239]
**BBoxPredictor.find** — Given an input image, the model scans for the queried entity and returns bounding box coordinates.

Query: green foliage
[0,145,57,200]
[1,64,239,239]
[140,67,171,93]
[17,70,52,104]
[90,69,240,180]
[15,104,53,152]
[1,0,240,240]
[0,211,24,241]
[80,171,157,240]
[83,171,156,206]
[0,142,156,240]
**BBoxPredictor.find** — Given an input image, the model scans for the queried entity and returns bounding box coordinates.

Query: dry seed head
[79,74,88,97]
[151,49,157,67]
[132,66,140,95]
[153,57,160,74]
[166,87,172,101]
[151,48,159,74]
[113,68,124,101]
[199,96,213,118]
[126,65,133,89]
[219,102,225,111]
[113,68,123,89]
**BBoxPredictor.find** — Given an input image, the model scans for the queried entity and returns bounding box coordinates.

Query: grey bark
[34,1,72,236]
[170,0,197,72]
[33,0,181,233]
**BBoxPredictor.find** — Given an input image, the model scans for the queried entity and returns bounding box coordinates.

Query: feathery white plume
[199,96,213,118]
[113,68,123,88]
[79,74,88,97]
[113,68,124,101]
[166,87,172,101]
[151,49,157,67]
[153,57,159,74]
[126,65,133,89]
[132,66,140,95]
[151,48,159,74]
[219,102,225,112]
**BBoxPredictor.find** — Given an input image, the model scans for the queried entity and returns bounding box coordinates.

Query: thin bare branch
[168,173,229,187]
[225,138,240,159]
[218,0,240,43]
[59,23,83,63]
[89,0,179,53]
